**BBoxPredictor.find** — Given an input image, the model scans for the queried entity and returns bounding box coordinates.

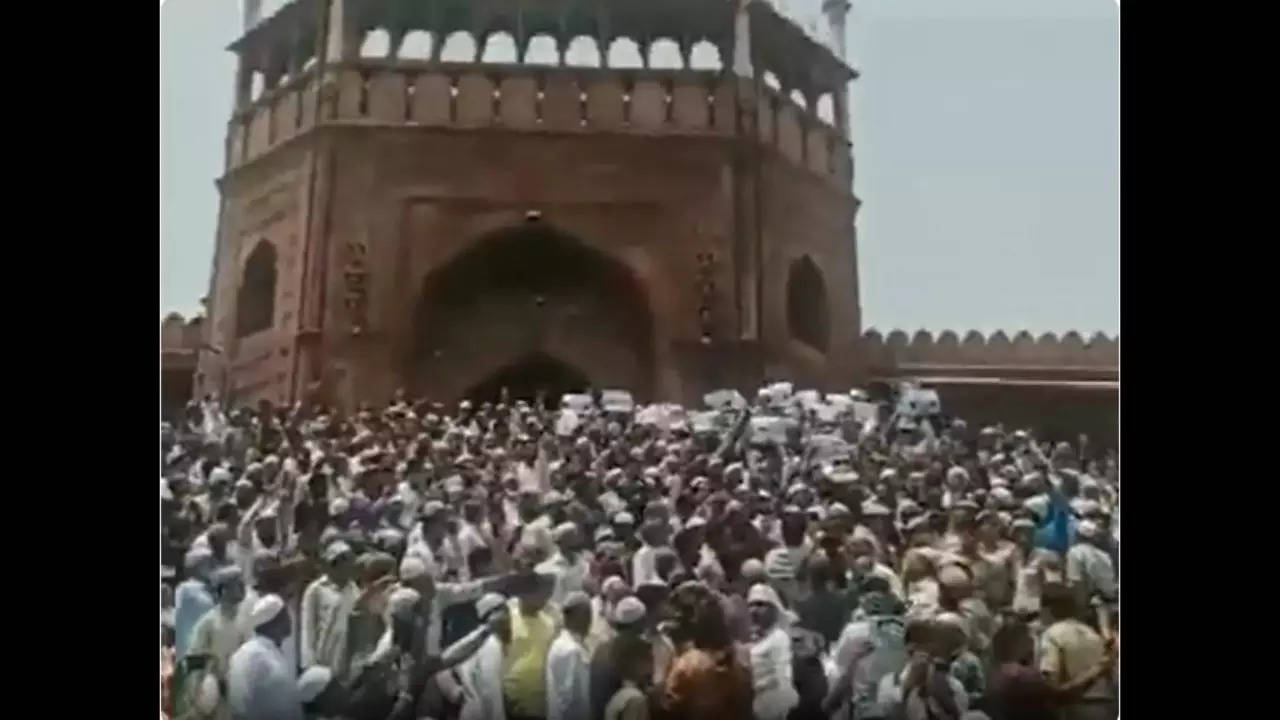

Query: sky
[160,0,1118,336]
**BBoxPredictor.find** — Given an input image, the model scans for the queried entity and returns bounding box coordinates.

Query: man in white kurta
[187,566,250,718]
[545,592,593,720]
[747,584,798,720]
[536,523,590,607]
[458,593,509,720]
[227,594,304,720]
[298,541,358,674]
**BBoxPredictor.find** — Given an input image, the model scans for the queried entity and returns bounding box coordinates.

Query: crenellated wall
[161,313,206,417]
[161,313,206,354]
[862,328,1118,372]
[864,328,1119,447]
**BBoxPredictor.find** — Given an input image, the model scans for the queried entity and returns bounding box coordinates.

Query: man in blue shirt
[174,546,215,660]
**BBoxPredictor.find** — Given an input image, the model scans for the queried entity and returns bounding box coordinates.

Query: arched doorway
[412,222,654,402]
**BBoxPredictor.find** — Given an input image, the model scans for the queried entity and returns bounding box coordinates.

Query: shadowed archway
[786,255,830,353]
[464,353,590,402]
[412,221,654,402]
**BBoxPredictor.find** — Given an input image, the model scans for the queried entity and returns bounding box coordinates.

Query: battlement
[161,313,206,355]
[863,328,1118,377]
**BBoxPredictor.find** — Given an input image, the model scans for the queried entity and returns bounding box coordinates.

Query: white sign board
[795,389,822,409]
[812,403,842,423]
[560,394,593,414]
[852,401,880,424]
[704,389,747,411]
[897,388,940,417]
[766,382,794,404]
[808,434,852,463]
[751,416,796,444]
[600,389,635,414]
[826,394,855,411]
[690,411,721,434]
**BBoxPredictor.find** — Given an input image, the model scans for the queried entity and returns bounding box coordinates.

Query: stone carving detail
[695,251,718,343]
[342,241,369,334]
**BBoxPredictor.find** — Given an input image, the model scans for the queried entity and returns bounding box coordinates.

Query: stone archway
[411,221,655,402]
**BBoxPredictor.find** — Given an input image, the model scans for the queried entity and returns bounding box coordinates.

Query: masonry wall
[864,329,1119,447]
[200,141,314,406]
[317,126,735,405]
[207,55,858,408]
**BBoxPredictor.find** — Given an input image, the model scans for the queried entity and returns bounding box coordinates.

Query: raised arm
[438,624,493,671]
[237,493,266,549]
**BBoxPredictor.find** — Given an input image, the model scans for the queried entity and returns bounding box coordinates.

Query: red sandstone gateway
[162,1,1117,446]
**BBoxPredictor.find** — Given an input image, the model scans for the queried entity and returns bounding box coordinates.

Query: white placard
[704,389,747,410]
[560,393,593,414]
[600,389,635,414]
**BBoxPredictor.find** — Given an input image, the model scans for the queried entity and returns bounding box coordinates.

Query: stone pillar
[822,0,851,62]
[242,0,263,32]
[732,0,753,78]
[834,84,849,137]
[233,56,253,110]
[326,0,361,64]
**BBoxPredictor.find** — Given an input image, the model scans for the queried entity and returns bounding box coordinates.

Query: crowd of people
[160,383,1118,720]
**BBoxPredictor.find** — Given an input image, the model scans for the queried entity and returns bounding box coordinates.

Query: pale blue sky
[160,0,1118,336]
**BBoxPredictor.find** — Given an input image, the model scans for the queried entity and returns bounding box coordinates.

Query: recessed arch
[688,40,723,71]
[359,28,391,58]
[815,93,835,125]
[564,36,602,67]
[647,38,684,69]
[413,223,654,402]
[524,34,560,65]
[481,31,518,63]
[786,255,830,353]
[399,30,434,60]
[440,31,478,62]
[236,241,277,338]
[607,37,644,69]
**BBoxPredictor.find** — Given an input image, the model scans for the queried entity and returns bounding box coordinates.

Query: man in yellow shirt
[1038,583,1116,720]
[503,571,560,720]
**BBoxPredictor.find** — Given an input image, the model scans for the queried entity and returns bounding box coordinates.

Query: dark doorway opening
[464,353,590,403]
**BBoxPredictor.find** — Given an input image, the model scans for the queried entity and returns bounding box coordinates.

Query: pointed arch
[524,34,560,65]
[236,241,277,338]
[414,223,655,401]
[481,31,518,63]
[688,40,723,71]
[647,38,683,69]
[564,36,602,67]
[786,255,830,353]
[359,28,391,58]
[815,93,835,125]
[607,37,643,69]
[440,31,478,62]
[399,30,434,60]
